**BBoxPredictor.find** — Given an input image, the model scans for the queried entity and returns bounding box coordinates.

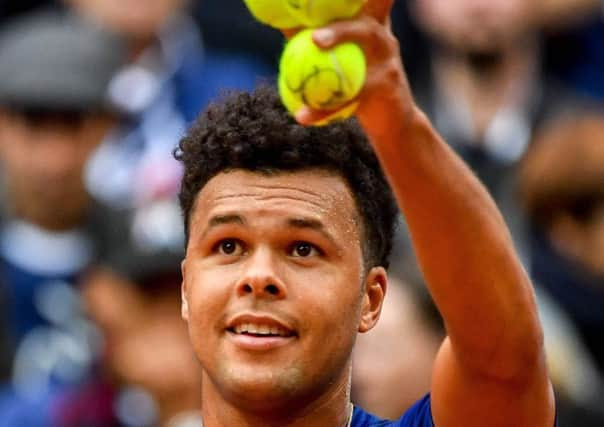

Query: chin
[215,362,308,410]
[224,362,304,395]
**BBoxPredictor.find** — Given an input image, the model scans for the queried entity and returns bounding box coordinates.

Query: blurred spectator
[0,9,124,395]
[520,112,604,371]
[405,0,588,260]
[0,198,198,426]
[62,0,273,208]
[51,198,200,427]
[520,112,604,425]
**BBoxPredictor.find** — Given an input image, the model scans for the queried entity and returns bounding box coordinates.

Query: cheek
[298,267,363,345]
[0,136,29,175]
[183,263,236,336]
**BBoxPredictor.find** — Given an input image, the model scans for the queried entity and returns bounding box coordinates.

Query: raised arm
[296,1,555,426]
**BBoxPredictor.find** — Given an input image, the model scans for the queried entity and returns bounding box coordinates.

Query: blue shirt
[351,395,433,427]
[352,394,558,426]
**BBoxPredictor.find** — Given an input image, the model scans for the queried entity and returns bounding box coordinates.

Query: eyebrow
[198,214,338,246]
[287,217,336,245]
[200,214,246,241]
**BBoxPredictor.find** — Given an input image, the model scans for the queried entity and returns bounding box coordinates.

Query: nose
[235,247,287,300]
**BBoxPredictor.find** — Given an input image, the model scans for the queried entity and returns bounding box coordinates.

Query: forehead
[190,169,361,234]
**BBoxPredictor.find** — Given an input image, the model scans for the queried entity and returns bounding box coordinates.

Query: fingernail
[295,109,309,124]
[295,107,313,125]
[313,29,334,45]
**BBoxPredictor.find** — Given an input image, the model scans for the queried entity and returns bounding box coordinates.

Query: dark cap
[95,199,185,288]
[0,10,125,112]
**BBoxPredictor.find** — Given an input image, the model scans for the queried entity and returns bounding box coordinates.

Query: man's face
[65,0,185,39]
[181,169,385,411]
[413,0,536,53]
[0,110,111,230]
[83,268,201,404]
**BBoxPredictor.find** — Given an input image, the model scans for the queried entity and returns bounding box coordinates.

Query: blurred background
[0,1,602,426]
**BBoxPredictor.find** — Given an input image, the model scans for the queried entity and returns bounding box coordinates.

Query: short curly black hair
[174,85,399,269]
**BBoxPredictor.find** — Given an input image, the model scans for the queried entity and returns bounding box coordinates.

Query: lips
[232,323,294,337]
[226,314,297,351]
[227,314,296,338]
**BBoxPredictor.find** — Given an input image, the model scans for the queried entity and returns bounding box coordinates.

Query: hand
[293,0,416,137]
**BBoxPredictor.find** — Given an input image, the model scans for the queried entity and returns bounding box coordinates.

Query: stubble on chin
[216,357,306,404]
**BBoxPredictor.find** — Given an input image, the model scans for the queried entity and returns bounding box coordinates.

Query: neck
[432,37,539,136]
[200,363,353,427]
[156,385,202,426]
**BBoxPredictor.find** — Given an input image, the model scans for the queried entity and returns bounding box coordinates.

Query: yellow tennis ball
[278,71,304,115]
[279,29,366,123]
[284,0,365,27]
[243,0,299,29]
[279,72,360,126]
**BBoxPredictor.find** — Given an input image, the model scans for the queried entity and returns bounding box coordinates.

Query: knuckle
[382,60,401,82]
[385,32,399,50]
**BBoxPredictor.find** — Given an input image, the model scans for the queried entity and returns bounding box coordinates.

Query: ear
[181,259,189,321]
[358,266,387,333]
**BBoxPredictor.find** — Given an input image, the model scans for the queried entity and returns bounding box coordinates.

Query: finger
[295,105,348,126]
[293,102,354,126]
[295,106,328,126]
[312,16,395,59]
[312,16,378,49]
[361,0,394,24]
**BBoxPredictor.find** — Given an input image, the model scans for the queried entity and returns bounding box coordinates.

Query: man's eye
[217,239,244,256]
[290,242,319,258]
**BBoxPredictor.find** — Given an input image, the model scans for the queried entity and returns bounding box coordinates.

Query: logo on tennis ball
[279,29,366,116]
[285,0,365,27]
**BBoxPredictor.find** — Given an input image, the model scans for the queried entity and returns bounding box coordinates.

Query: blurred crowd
[0,0,602,426]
